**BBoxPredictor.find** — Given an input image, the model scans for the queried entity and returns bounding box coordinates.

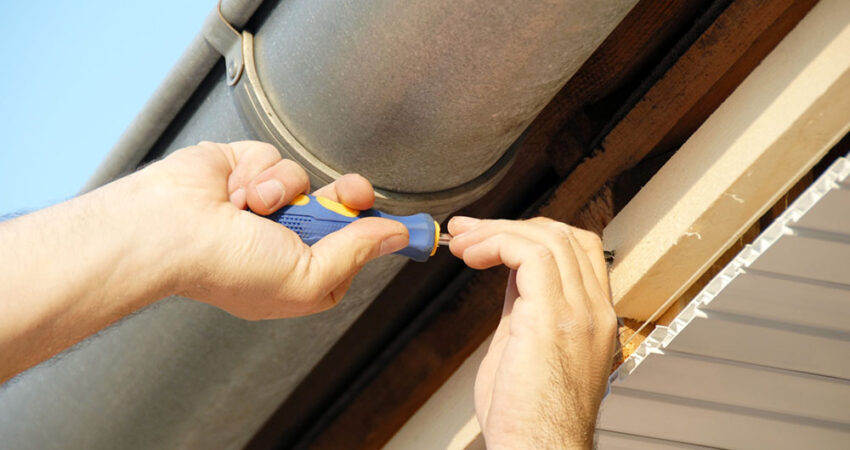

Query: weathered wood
[546,0,710,176]
[540,0,820,225]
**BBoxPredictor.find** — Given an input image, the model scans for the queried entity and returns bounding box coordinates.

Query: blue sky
[0,1,212,214]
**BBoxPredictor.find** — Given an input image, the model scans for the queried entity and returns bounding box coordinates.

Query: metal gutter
[1,1,639,449]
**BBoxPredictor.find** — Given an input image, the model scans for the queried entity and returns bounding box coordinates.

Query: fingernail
[450,216,480,229]
[380,234,408,256]
[256,180,285,208]
[229,187,247,208]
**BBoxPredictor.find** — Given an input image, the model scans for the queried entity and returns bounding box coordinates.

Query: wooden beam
[387,0,850,445]
[538,0,820,224]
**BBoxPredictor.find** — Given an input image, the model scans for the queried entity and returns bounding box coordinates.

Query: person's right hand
[136,141,410,319]
[448,217,617,449]
[0,140,412,384]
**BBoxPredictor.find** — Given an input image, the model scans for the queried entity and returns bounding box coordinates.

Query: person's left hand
[448,217,616,448]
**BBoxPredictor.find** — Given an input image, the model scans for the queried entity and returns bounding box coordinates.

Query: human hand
[138,141,409,319]
[448,217,616,449]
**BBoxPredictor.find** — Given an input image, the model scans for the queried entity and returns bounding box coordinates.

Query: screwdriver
[263,194,451,262]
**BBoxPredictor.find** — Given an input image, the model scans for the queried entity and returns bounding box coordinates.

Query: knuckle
[349,173,371,185]
[545,222,574,248]
[528,216,558,230]
[528,216,554,224]
[256,141,281,156]
[278,159,299,174]
[573,227,604,248]
[280,159,310,182]
[529,243,555,261]
[554,222,575,240]
[557,221,574,234]
[492,218,513,228]
[533,218,573,239]
[280,158,300,169]
[195,140,221,152]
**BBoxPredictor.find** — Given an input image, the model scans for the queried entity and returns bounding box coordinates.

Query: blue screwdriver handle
[263,194,439,262]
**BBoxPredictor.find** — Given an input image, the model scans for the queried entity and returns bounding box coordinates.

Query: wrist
[98,168,183,306]
[485,435,591,450]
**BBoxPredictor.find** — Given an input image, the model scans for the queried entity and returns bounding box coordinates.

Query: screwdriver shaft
[438,233,453,246]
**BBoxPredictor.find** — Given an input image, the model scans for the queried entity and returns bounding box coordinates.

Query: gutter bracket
[204,0,244,86]
[233,33,517,215]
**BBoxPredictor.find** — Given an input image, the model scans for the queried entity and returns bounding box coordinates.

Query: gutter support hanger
[232,34,517,215]
[202,3,519,215]
[204,1,244,86]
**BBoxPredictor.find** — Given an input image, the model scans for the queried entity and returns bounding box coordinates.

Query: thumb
[303,217,408,306]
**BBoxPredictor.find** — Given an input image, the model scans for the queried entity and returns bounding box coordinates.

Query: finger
[447,218,501,257]
[556,227,617,350]
[562,231,609,316]
[455,220,598,316]
[312,173,376,210]
[460,232,566,308]
[447,216,482,237]
[300,217,408,309]
[531,220,606,302]
[245,159,311,215]
[502,269,519,325]
[451,219,584,296]
[569,227,611,299]
[224,141,282,200]
[311,181,340,202]
[524,219,611,334]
